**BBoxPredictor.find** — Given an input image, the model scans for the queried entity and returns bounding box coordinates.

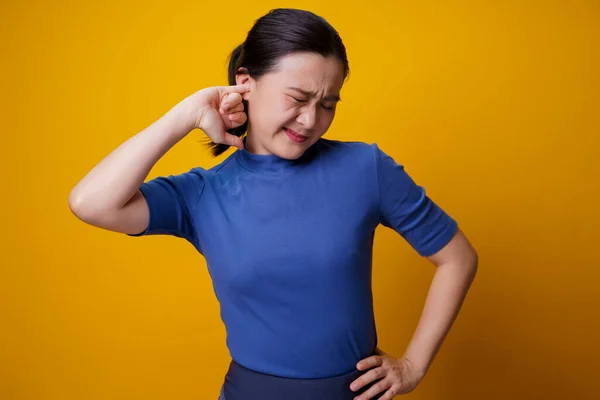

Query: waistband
[220,359,383,400]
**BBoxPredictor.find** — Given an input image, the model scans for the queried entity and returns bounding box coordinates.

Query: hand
[350,352,425,399]
[188,83,251,150]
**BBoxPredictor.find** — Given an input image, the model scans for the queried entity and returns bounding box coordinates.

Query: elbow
[68,188,87,220]
[68,188,100,223]
[450,244,478,280]
[466,248,479,280]
[468,244,478,267]
[461,232,479,276]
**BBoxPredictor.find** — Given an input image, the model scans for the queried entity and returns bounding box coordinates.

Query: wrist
[181,94,203,132]
[185,89,215,132]
[401,353,430,377]
[164,95,199,137]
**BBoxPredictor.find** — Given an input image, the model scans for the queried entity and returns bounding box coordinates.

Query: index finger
[357,355,382,370]
[224,83,251,94]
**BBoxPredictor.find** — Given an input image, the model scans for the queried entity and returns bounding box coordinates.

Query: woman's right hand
[189,84,251,150]
[69,82,251,235]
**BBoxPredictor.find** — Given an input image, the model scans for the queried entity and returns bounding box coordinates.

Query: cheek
[277,103,302,123]
[249,102,293,131]
[248,98,274,123]
[317,110,336,129]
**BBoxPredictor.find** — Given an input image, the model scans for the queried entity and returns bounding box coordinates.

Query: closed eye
[290,96,307,103]
[288,95,335,111]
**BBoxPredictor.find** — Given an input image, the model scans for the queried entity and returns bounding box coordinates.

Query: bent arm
[402,229,478,375]
[69,99,195,234]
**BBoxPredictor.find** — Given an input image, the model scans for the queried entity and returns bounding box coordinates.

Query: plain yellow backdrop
[1,0,598,399]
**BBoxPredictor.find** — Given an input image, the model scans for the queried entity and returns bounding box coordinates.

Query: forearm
[402,258,478,374]
[69,97,195,214]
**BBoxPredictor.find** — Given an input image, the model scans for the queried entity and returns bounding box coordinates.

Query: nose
[296,105,317,129]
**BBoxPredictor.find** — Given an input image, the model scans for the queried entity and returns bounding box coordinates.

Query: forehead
[265,52,345,93]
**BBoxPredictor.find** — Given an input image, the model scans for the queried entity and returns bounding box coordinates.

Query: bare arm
[402,228,478,375]
[68,98,196,234]
[350,229,478,397]
[69,84,250,235]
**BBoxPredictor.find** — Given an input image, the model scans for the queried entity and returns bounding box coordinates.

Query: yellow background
[1,0,598,399]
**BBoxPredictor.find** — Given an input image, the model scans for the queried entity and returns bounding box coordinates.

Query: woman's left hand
[349,351,425,399]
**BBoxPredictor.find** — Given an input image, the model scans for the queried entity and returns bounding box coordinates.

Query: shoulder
[318,137,375,152]
[207,152,238,174]
[315,138,389,167]
[317,137,377,156]
[172,152,238,184]
[138,155,238,211]
[143,157,229,192]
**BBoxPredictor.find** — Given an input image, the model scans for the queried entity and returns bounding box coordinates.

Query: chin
[269,131,314,160]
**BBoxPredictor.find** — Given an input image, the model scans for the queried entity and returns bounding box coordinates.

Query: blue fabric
[131,138,458,379]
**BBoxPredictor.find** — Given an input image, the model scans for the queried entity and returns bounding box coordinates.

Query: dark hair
[208,8,350,157]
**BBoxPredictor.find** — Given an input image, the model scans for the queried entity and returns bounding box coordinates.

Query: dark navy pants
[218,359,384,400]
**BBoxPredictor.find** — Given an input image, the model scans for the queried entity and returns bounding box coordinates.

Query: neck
[244,132,270,155]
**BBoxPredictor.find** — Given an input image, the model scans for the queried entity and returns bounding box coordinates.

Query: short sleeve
[373,144,458,257]
[127,168,205,245]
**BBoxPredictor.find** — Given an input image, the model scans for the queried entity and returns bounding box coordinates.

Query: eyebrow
[286,86,341,102]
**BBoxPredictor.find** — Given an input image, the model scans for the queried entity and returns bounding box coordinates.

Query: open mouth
[283,127,308,143]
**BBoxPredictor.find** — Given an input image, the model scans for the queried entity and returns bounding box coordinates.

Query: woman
[69,8,478,400]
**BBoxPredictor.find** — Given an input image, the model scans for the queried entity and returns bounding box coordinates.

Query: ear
[235,67,253,101]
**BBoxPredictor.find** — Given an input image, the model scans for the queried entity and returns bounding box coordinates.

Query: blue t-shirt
[130,138,458,379]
